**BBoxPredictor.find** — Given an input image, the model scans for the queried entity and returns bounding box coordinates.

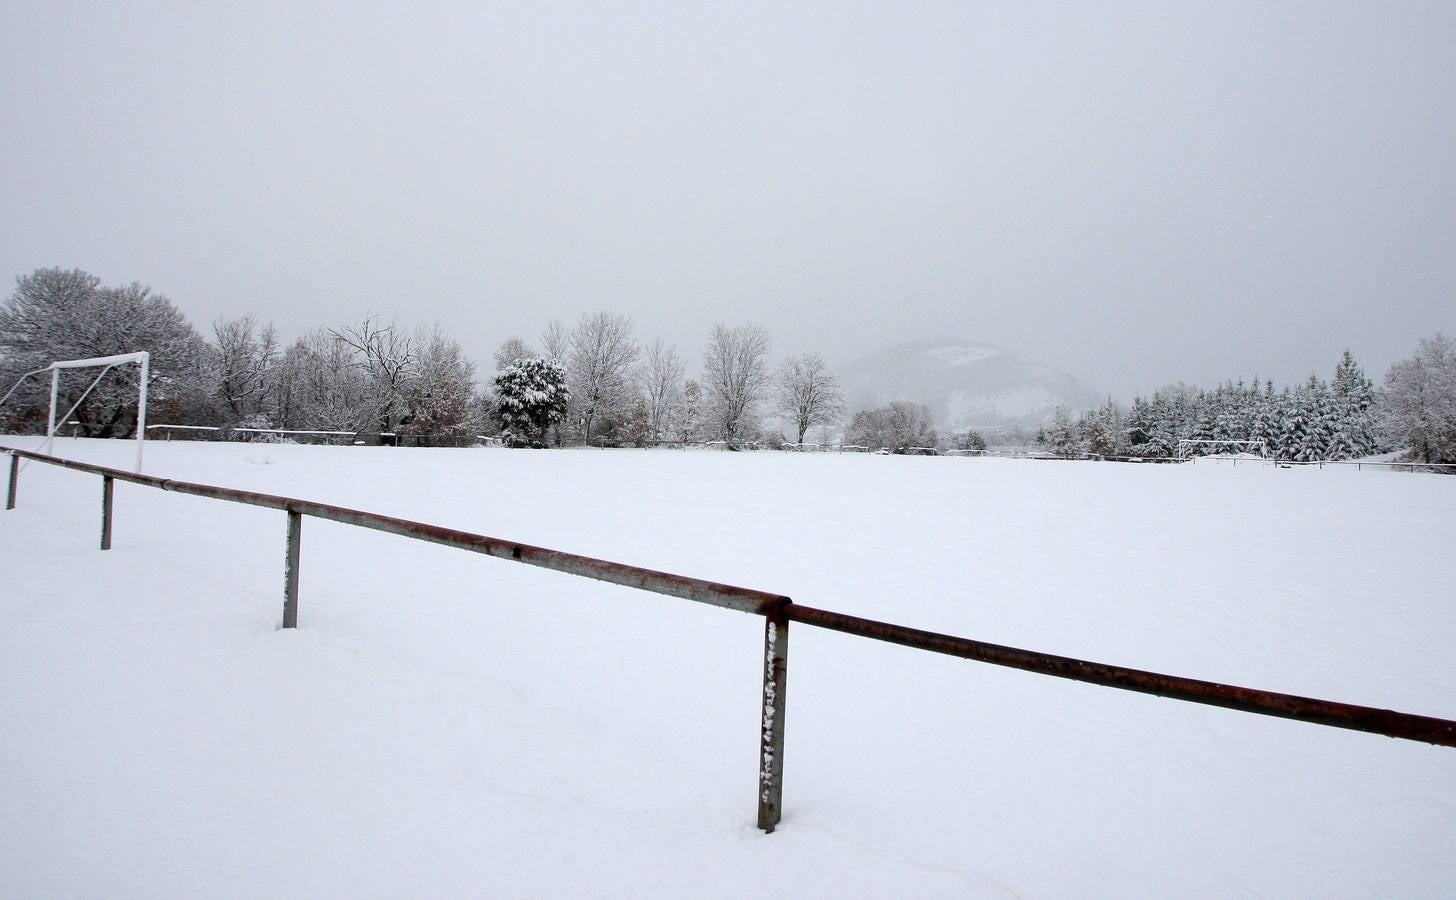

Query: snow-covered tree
[0,268,209,436]
[565,311,639,443]
[493,357,570,448]
[1295,376,1335,461]
[1080,353,1389,463]
[1125,397,1159,457]
[672,379,705,443]
[603,396,654,447]
[400,329,479,446]
[702,322,771,442]
[493,336,534,372]
[775,352,845,445]
[1251,381,1281,457]
[637,339,684,444]
[956,429,988,451]
[275,329,374,435]
[844,401,938,453]
[1079,401,1121,458]
[540,319,569,365]
[535,320,570,445]
[1330,349,1377,456]
[1047,406,1082,459]
[330,315,420,441]
[210,314,279,425]
[1381,333,1456,464]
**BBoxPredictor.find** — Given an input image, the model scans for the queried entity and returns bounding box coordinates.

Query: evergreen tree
[1047,407,1083,459]
[493,357,570,448]
[1081,402,1120,458]
[1331,349,1377,455]
[1252,381,1281,457]
[1296,375,1334,461]
[1281,386,1319,461]
[1125,396,1158,456]
[1148,392,1179,457]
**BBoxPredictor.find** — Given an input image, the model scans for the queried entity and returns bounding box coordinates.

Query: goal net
[1175,438,1267,461]
[0,352,150,471]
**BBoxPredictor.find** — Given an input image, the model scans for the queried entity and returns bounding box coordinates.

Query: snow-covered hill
[2,438,1453,897]
[835,338,1101,435]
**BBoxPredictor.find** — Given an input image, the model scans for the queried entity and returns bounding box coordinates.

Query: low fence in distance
[1208,456,1456,474]
[148,424,397,444]
[7,446,1454,832]
[145,424,504,449]
[136,425,1455,472]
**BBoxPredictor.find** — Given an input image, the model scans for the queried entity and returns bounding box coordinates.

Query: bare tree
[1381,332,1456,463]
[270,337,309,429]
[276,328,372,433]
[211,314,279,424]
[536,319,571,446]
[670,378,704,443]
[493,336,534,372]
[776,352,845,444]
[701,322,771,442]
[638,339,685,443]
[331,315,420,440]
[540,319,569,364]
[566,311,639,442]
[844,401,938,453]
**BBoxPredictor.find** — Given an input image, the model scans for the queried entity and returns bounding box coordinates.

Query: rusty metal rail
[4,445,1454,835]
[784,605,1456,746]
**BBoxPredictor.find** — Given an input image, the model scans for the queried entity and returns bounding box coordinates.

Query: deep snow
[2,438,1453,898]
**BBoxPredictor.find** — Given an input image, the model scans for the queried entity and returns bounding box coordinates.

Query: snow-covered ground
[2,438,1453,898]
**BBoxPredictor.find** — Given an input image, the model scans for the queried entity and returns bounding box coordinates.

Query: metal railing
[5,445,1454,834]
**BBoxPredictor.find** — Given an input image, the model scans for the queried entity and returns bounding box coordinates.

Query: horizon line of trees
[2,268,1450,464]
[0,268,856,450]
[1042,340,1454,465]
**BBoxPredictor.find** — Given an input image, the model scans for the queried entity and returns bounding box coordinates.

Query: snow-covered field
[2,437,1453,898]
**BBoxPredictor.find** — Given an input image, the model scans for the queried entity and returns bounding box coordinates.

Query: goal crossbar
[49,352,153,370]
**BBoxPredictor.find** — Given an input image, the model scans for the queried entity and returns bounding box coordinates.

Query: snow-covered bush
[493,357,570,448]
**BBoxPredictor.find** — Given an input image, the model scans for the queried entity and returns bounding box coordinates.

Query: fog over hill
[834,339,1102,435]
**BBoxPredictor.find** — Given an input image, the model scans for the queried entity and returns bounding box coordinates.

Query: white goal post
[1175,438,1267,460]
[0,352,151,471]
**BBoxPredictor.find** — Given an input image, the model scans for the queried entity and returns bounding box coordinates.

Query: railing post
[282,509,302,628]
[757,601,790,832]
[100,475,114,550]
[5,453,16,510]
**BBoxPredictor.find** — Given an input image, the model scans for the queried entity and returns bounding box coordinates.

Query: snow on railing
[7,445,1454,835]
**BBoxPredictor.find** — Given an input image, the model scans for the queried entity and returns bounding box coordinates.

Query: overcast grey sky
[2,1,1452,397]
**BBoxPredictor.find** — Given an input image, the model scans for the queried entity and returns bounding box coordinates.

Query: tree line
[3,268,1449,463]
[1043,340,1455,465]
[0,268,854,449]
